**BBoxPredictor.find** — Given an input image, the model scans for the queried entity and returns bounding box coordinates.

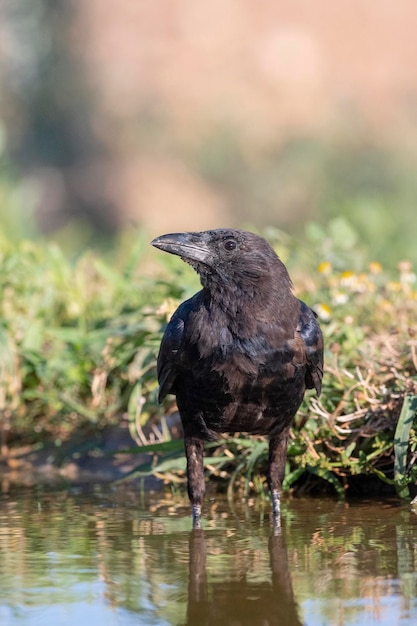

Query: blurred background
[1,0,417,265]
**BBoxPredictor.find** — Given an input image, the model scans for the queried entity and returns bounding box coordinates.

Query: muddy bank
[0,416,408,500]
[0,418,166,491]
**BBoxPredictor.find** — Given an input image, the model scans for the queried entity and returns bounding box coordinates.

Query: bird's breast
[177,306,306,435]
[177,351,306,437]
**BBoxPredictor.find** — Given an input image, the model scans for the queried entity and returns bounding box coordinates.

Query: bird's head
[151,229,293,299]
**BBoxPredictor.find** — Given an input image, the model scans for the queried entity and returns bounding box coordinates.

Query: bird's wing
[156,294,200,403]
[157,310,185,403]
[297,300,324,396]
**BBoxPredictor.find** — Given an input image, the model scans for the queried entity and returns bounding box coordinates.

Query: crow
[151,229,323,527]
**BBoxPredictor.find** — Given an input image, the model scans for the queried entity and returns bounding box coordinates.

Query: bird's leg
[267,429,290,524]
[184,435,206,528]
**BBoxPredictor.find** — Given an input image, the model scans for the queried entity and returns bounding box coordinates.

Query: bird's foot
[192,504,202,529]
[271,490,281,525]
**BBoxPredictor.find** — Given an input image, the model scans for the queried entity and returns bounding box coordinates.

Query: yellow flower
[317,261,332,275]
[380,299,393,311]
[339,270,357,289]
[315,303,332,321]
[387,281,401,292]
[369,261,383,274]
[332,291,348,305]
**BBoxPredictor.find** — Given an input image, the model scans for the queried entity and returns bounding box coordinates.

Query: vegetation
[0,222,416,499]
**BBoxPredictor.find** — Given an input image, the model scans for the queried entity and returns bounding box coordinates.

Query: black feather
[151,228,324,526]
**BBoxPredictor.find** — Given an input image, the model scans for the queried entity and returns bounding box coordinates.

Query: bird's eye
[224,239,237,251]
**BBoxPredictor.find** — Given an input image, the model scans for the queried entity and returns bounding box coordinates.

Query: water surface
[0,488,416,625]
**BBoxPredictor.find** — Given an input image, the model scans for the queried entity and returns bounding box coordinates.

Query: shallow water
[0,488,416,625]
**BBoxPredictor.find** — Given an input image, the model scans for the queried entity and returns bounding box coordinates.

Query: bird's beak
[150,232,210,264]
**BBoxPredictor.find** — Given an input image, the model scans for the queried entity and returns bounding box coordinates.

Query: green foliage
[141,224,417,499]
[1,222,417,500]
[0,232,192,444]
[394,394,417,499]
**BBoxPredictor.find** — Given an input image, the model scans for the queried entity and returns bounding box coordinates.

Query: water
[0,488,416,625]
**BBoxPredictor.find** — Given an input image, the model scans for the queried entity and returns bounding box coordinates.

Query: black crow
[151,229,323,527]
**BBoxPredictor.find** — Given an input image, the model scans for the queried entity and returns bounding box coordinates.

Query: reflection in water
[0,491,417,625]
[186,528,302,626]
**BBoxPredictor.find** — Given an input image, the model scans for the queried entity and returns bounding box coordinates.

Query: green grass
[1,225,417,499]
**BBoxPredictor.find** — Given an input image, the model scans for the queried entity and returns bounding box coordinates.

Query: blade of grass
[394,394,417,499]
[121,454,233,479]
[283,463,344,497]
[116,440,184,455]
[244,440,268,495]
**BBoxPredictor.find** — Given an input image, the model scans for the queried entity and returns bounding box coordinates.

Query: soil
[0,417,172,492]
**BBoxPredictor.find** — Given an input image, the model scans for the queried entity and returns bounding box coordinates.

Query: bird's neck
[202,279,297,329]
